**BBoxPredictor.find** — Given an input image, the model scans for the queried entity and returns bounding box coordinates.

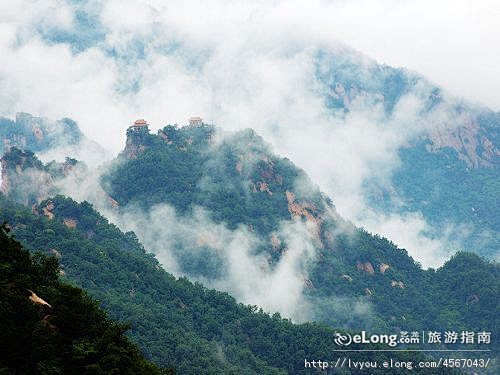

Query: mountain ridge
[0,121,497,372]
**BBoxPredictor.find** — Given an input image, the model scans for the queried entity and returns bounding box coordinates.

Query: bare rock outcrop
[356,261,375,275]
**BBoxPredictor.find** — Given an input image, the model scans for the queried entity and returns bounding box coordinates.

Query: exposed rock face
[28,290,52,309]
[391,280,405,289]
[42,201,55,220]
[285,190,324,242]
[124,137,147,159]
[341,274,353,282]
[356,261,375,275]
[257,181,272,195]
[63,218,77,228]
[379,263,390,274]
[285,191,317,223]
[108,196,119,208]
[124,126,150,159]
[424,115,499,167]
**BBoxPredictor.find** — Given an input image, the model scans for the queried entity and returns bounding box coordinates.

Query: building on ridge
[129,119,149,132]
[189,117,203,126]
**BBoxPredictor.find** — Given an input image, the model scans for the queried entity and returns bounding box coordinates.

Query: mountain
[0,113,82,154]
[0,112,108,166]
[98,123,499,339]
[2,1,497,262]
[0,146,88,206]
[0,223,164,374]
[314,50,499,258]
[2,125,498,343]
[1,128,496,372]
[0,195,455,374]
[1,2,497,373]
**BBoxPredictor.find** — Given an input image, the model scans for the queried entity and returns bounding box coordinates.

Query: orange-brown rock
[42,201,55,220]
[257,181,272,195]
[108,196,119,208]
[425,116,499,167]
[63,218,77,228]
[356,261,375,275]
[379,263,390,274]
[28,290,52,308]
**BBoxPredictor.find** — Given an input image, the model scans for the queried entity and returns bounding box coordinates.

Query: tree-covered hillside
[0,195,465,374]
[389,141,499,257]
[1,123,497,372]
[0,224,164,375]
[100,123,498,344]
[3,124,496,340]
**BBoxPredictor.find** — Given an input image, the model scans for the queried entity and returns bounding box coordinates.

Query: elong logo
[334,331,399,347]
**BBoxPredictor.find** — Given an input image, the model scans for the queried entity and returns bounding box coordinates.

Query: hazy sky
[1,0,499,112]
[316,0,500,110]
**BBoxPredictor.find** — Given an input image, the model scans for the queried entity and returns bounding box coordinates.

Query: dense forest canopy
[0,224,165,375]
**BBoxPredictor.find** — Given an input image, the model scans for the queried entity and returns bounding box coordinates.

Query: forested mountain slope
[0,112,108,165]
[1,125,497,342]
[0,224,164,375]
[0,195,459,374]
[100,123,499,338]
[1,123,497,372]
[0,113,82,155]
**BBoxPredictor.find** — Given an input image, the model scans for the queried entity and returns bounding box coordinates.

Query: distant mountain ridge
[0,113,82,154]
[315,50,499,168]
[0,112,109,167]
[314,50,499,259]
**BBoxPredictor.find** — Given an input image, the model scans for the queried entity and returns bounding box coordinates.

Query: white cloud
[0,0,495,270]
[106,203,320,322]
[320,0,500,110]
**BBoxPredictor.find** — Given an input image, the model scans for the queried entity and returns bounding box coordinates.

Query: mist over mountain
[0,112,109,167]
[1,0,498,267]
[313,50,499,261]
[1,2,499,373]
[1,120,497,372]
[5,193,479,374]
[2,122,498,337]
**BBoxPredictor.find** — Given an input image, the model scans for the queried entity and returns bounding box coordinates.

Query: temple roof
[132,119,148,126]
